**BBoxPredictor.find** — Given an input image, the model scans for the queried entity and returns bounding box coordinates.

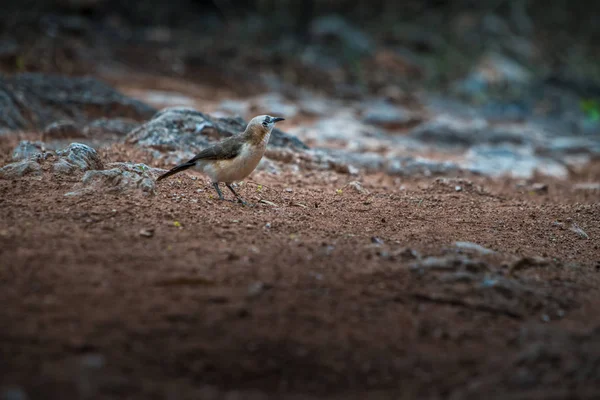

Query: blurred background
[3,0,600,94]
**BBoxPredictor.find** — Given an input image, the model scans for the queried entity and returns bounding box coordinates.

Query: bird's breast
[201,141,267,183]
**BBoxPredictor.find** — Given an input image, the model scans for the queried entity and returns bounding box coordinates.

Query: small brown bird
[156,115,285,205]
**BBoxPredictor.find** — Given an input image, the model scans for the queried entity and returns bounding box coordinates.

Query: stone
[11,141,45,161]
[346,181,369,194]
[66,162,163,196]
[386,156,460,177]
[0,159,42,179]
[0,73,156,133]
[125,107,307,155]
[362,100,421,129]
[464,144,568,179]
[54,143,103,172]
[454,241,495,255]
[570,223,589,240]
[409,115,488,147]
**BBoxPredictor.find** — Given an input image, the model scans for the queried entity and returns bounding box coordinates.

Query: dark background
[2,0,599,94]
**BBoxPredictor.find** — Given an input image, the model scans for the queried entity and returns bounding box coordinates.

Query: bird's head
[246,115,285,136]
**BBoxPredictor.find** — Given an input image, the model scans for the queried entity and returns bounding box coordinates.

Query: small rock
[139,228,154,238]
[454,241,495,255]
[392,247,420,260]
[386,156,460,177]
[371,236,384,245]
[247,281,270,297]
[531,183,548,194]
[0,158,42,179]
[541,314,551,323]
[11,141,45,161]
[346,181,369,194]
[54,143,103,172]
[409,115,487,147]
[411,256,457,271]
[455,185,462,192]
[362,100,421,129]
[570,223,589,240]
[66,162,160,196]
[284,187,293,192]
[465,144,568,179]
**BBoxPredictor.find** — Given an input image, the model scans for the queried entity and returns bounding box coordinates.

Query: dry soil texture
[1,141,600,400]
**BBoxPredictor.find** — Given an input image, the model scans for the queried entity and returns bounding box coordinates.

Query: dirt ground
[1,133,599,399]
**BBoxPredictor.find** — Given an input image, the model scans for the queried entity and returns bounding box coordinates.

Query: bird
[156,115,285,205]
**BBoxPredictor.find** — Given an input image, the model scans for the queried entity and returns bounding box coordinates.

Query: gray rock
[66,162,162,196]
[125,107,307,154]
[454,241,496,255]
[313,149,385,173]
[362,100,421,129]
[409,115,487,147]
[54,143,103,172]
[386,156,460,177]
[0,73,156,133]
[464,144,568,179]
[12,141,45,161]
[570,223,589,240]
[0,158,42,179]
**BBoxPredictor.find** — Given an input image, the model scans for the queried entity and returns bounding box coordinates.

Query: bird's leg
[226,183,247,206]
[212,182,225,201]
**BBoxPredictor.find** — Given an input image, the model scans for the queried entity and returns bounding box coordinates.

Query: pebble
[139,228,154,238]
[570,223,589,239]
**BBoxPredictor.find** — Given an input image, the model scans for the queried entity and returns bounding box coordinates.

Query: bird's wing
[189,136,243,162]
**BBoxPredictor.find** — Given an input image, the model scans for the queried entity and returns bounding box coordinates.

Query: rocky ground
[1,5,600,399]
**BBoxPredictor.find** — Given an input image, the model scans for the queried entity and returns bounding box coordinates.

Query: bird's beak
[272,117,285,123]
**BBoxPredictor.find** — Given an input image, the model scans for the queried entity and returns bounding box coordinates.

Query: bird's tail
[156,161,196,182]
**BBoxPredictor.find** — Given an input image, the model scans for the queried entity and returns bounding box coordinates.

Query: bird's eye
[262,121,268,127]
